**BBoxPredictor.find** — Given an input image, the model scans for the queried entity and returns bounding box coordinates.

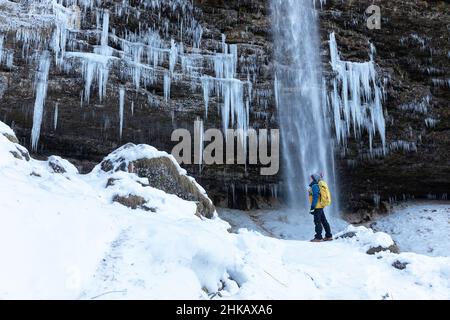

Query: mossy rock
[132,157,215,218]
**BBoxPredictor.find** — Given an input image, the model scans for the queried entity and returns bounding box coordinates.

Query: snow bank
[373,203,450,257]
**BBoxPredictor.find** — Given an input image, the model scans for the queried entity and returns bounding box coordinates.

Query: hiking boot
[310,238,323,243]
[323,237,333,242]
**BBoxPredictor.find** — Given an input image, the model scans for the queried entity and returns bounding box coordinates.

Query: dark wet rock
[366,244,400,255]
[48,158,66,173]
[336,231,357,239]
[392,260,409,270]
[113,194,156,212]
[106,178,118,188]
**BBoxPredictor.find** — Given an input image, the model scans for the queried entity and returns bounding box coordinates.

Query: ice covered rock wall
[0,0,448,214]
[321,0,450,217]
[0,0,278,209]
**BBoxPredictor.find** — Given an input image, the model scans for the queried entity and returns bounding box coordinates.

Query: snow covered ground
[372,202,450,257]
[1,121,450,300]
[219,207,348,240]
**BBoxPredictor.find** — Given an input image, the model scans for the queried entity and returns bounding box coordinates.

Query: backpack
[318,180,332,207]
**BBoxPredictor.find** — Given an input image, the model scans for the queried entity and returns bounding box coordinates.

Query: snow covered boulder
[98,143,216,218]
[336,226,400,255]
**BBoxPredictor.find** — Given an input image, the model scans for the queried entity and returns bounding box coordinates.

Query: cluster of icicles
[328,32,387,156]
[0,0,252,150]
[0,0,389,159]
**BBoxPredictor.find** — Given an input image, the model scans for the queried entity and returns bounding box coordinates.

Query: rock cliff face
[320,0,450,219]
[0,0,448,216]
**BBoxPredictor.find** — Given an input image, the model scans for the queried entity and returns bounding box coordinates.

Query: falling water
[272,0,338,213]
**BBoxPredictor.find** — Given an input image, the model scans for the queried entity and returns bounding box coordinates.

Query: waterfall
[272,0,338,212]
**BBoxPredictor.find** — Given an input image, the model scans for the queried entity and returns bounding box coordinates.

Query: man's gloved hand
[310,209,315,215]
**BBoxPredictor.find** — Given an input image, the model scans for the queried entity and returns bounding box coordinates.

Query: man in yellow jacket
[309,173,333,242]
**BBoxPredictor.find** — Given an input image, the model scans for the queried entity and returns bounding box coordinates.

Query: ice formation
[328,32,386,154]
[163,72,171,103]
[194,118,204,171]
[425,117,438,128]
[53,103,58,130]
[0,35,4,64]
[398,95,431,114]
[0,0,252,145]
[119,86,125,139]
[31,51,51,151]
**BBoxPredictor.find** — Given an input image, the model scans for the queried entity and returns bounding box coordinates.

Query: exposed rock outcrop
[99,143,216,218]
[112,194,156,212]
[366,244,400,255]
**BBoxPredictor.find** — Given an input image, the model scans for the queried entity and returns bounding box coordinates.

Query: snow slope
[372,202,450,257]
[1,121,450,299]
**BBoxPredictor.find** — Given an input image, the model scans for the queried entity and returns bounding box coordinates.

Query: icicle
[221,34,227,53]
[94,11,113,57]
[5,52,13,68]
[119,86,125,139]
[164,71,171,103]
[194,118,204,172]
[100,11,110,48]
[31,51,51,151]
[65,52,111,103]
[193,23,203,49]
[169,39,178,73]
[425,118,438,128]
[398,95,430,114]
[54,103,58,130]
[201,76,211,117]
[373,193,381,208]
[0,35,4,65]
[131,101,134,116]
[329,32,386,155]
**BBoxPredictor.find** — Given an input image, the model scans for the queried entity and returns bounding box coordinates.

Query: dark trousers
[313,208,332,239]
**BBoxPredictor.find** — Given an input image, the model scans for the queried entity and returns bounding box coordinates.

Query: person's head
[310,173,321,183]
